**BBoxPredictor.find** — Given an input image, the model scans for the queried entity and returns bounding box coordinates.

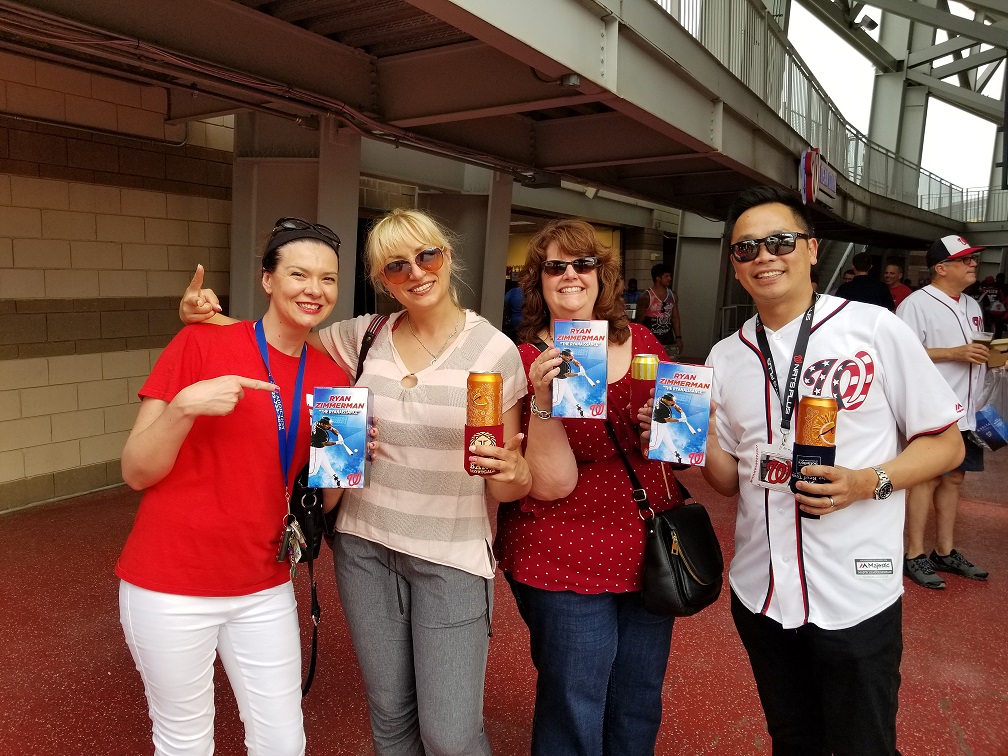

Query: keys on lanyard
[277,511,308,579]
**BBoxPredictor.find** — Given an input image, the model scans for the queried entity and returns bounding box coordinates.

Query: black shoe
[903,555,945,589]
[929,549,989,581]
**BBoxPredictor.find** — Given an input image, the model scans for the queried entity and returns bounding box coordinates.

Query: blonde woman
[181,209,531,755]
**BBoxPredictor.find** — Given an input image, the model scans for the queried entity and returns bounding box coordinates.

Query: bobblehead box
[646,362,713,466]
[552,319,608,419]
[307,387,373,488]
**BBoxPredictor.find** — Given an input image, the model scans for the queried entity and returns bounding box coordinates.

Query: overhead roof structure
[0,0,1002,247]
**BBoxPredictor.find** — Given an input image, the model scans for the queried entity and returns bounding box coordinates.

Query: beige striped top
[318,310,526,578]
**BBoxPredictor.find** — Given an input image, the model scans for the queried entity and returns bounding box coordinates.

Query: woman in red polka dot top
[495,219,684,754]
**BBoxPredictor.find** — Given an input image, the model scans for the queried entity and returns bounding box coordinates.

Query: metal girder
[376,40,612,127]
[798,0,900,71]
[6,0,376,110]
[957,0,1008,20]
[908,35,985,65]
[906,68,1006,120]
[931,46,1005,78]
[868,0,1008,48]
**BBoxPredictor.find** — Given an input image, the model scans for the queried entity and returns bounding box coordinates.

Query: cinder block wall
[0,52,233,511]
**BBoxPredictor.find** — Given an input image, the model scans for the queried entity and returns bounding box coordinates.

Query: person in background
[703,186,964,755]
[623,277,640,305]
[835,252,895,310]
[634,263,683,357]
[181,208,532,756]
[841,268,855,284]
[977,275,1006,338]
[503,278,525,342]
[118,219,352,755]
[496,219,683,755]
[897,235,990,589]
[883,262,913,309]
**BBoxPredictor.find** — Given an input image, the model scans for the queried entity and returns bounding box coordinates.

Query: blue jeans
[506,576,674,756]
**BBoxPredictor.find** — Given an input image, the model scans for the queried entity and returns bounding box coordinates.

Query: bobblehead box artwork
[552,320,608,419]
[646,362,713,467]
[307,387,372,488]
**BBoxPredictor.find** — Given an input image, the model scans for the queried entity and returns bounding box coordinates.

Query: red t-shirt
[116,322,348,597]
[495,323,683,593]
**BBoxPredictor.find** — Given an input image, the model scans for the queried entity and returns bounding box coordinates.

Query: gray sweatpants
[333,532,493,756]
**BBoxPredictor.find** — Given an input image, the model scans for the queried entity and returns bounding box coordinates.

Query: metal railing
[656,0,1003,224]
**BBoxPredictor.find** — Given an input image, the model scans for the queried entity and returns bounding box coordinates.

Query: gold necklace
[406,310,462,365]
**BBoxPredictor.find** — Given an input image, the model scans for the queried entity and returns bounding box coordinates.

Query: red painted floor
[1,463,1005,755]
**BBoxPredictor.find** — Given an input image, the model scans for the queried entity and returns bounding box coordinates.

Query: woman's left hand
[365,417,379,462]
[470,433,531,487]
[793,464,874,515]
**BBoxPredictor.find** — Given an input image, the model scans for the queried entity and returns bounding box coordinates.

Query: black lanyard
[254,319,307,498]
[754,295,817,443]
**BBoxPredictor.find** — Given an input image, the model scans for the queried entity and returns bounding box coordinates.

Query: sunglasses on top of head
[540,257,602,276]
[271,217,342,251]
[383,247,445,285]
[728,232,810,263]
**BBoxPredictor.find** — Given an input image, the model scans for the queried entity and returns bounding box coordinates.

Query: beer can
[467,372,503,427]
[794,395,838,447]
[631,354,660,415]
[790,394,838,517]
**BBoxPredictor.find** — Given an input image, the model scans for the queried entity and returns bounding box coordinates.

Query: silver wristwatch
[872,466,893,500]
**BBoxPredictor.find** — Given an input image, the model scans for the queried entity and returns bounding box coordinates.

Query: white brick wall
[0,347,159,484]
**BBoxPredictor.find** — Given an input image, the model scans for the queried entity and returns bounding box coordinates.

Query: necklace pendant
[430,357,437,366]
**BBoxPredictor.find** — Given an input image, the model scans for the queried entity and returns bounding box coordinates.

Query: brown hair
[517,219,630,345]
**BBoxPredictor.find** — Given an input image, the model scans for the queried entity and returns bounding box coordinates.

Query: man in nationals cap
[897,234,990,589]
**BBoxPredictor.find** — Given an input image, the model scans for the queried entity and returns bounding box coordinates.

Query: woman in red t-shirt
[495,219,684,754]
[117,220,355,756]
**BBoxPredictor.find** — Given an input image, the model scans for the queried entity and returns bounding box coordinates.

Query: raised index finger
[186,264,205,295]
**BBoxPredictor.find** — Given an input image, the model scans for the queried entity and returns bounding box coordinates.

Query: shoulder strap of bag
[603,421,692,519]
[302,314,387,697]
[355,314,389,383]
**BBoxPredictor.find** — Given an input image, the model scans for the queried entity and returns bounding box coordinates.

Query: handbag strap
[602,421,692,520]
[355,314,389,383]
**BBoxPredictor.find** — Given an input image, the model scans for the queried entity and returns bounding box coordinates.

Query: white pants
[653,422,684,463]
[120,581,305,756]
[310,446,339,483]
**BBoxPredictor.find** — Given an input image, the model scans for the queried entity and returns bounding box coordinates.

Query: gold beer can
[467,372,503,427]
[794,395,838,447]
[631,354,660,382]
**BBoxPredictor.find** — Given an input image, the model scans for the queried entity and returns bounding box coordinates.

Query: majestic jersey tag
[855,558,894,578]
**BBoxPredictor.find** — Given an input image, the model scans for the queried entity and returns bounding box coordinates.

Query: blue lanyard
[254,319,307,497]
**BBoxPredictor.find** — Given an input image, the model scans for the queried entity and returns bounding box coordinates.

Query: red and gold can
[790,394,838,517]
[794,395,838,447]
[465,372,503,476]
[631,354,660,417]
[467,372,503,426]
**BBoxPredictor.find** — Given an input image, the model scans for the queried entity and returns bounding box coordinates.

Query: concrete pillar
[623,227,664,295]
[675,212,728,360]
[419,168,514,326]
[228,112,361,324]
[317,115,362,325]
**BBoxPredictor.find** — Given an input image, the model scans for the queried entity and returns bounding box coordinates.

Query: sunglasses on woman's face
[540,257,602,276]
[383,247,445,285]
[271,217,341,252]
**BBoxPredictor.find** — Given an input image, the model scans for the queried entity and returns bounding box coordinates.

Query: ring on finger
[828,496,835,508]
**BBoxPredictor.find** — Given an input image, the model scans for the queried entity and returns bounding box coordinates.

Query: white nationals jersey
[896,284,985,431]
[707,295,963,630]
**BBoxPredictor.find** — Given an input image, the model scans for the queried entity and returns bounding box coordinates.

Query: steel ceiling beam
[798,0,900,71]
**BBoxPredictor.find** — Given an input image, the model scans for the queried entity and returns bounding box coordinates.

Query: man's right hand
[954,343,990,365]
[180,264,223,324]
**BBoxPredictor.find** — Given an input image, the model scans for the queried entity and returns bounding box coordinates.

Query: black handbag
[604,422,724,617]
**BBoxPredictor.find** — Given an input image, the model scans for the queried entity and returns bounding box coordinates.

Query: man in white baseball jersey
[704,186,964,755]
[896,235,990,589]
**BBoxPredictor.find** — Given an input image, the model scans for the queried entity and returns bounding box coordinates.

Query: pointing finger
[234,377,280,392]
[186,264,205,296]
